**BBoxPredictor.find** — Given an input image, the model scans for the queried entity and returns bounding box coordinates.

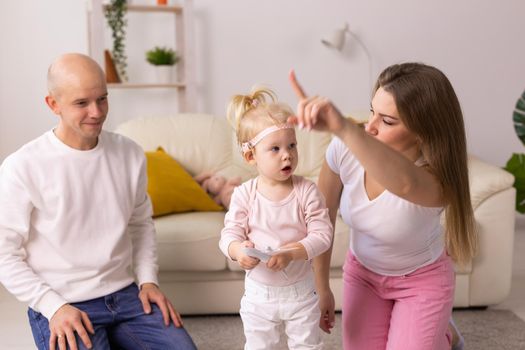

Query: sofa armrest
[468,187,516,306]
[468,155,515,210]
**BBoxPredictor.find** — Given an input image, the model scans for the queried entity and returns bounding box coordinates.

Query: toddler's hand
[236,240,260,270]
[266,252,293,272]
[266,242,307,272]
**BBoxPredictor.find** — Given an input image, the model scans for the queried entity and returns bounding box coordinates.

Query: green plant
[146,47,180,66]
[504,89,525,212]
[105,0,128,81]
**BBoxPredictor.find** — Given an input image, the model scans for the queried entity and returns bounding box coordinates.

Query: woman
[288,63,476,350]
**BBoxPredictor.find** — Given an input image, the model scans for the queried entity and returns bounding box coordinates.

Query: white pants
[240,277,322,350]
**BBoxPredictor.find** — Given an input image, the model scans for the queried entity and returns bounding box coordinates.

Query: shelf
[103,4,183,13]
[88,0,196,111]
[108,82,186,89]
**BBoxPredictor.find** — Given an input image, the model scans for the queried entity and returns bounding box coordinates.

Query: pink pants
[342,252,455,350]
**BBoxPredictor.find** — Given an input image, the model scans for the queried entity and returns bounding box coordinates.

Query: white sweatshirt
[0,130,158,319]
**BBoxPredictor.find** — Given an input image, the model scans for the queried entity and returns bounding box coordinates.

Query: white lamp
[321,23,349,51]
[321,23,373,92]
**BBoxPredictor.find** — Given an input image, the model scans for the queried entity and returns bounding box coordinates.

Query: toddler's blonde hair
[227,86,294,152]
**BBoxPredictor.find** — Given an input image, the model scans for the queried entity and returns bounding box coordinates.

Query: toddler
[218,87,333,349]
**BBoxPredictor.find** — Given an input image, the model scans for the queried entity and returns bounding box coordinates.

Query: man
[0,53,197,350]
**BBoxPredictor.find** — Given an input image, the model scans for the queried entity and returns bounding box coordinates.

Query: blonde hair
[375,63,477,266]
[227,86,294,151]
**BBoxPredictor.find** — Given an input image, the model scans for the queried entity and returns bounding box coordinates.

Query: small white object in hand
[242,246,299,263]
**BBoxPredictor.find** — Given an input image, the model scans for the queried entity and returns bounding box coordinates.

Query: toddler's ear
[242,150,256,164]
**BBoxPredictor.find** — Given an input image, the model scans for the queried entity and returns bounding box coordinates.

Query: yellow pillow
[145,147,223,216]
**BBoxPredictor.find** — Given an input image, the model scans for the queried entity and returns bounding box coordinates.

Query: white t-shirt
[326,137,444,276]
[0,130,158,319]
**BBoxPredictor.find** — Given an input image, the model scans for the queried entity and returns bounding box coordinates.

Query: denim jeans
[28,283,197,350]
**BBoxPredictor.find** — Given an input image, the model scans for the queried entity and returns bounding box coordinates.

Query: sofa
[115,113,517,314]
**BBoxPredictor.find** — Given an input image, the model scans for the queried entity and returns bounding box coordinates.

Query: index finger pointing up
[289,69,308,99]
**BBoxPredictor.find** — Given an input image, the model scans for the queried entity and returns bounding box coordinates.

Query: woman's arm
[289,70,443,207]
[333,118,443,207]
[313,161,343,333]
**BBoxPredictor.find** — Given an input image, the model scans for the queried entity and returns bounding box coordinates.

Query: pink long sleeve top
[219,175,333,286]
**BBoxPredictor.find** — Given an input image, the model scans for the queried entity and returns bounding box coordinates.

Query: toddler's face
[252,128,298,184]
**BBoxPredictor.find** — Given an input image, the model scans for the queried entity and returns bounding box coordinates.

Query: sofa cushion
[449,156,514,275]
[154,212,227,271]
[295,129,332,179]
[115,114,236,177]
[145,147,223,216]
[468,156,515,210]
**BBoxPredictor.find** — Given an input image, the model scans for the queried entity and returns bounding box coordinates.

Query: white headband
[241,123,294,153]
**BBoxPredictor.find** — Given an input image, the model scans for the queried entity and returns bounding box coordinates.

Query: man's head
[45,53,108,150]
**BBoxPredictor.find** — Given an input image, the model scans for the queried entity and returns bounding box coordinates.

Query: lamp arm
[347,30,373,94]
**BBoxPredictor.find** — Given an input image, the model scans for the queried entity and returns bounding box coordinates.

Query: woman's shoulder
[328,135,356,157]
[326,137,360,176]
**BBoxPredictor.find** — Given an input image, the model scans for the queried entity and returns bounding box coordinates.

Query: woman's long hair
[376,63,477,266]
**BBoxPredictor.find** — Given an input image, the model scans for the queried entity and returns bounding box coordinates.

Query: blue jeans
[28,283,197,350]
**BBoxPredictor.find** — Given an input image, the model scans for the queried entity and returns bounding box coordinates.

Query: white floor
[1,218,525,349]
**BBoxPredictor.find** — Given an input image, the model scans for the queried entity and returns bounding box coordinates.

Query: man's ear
[45,95,61,115]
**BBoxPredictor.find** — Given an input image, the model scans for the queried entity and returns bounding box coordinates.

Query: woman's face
[365,87,420,160]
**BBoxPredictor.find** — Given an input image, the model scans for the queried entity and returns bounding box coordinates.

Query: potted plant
[104,0,128,82]
[145,46,180,84]
[504,89,525,212]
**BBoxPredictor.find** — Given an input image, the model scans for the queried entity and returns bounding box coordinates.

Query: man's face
[47,71,108,150]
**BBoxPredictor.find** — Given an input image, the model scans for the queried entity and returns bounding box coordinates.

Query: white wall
[1,0,524,166]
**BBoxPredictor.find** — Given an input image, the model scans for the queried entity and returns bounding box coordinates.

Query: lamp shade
[320,22,374,94]
[321,23,349,51]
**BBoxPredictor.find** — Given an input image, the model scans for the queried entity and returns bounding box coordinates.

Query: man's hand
[49,304,94,350]
[139,283,183,327]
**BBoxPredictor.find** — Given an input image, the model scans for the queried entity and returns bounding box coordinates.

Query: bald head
[47,53,106,98]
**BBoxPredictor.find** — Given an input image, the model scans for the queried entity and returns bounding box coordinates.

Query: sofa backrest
[115,114,234,177]
[114,114,332,181]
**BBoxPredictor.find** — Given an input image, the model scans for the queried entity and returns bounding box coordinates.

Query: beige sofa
[115,113,516,314]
